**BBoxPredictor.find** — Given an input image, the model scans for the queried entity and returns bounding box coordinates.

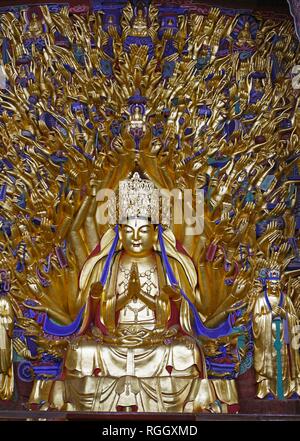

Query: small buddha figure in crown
[129,105,146,132]
[245,269,300,399]
[29,171,238,413]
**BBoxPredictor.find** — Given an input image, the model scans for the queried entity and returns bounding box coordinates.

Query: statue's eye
[140,226,150,233]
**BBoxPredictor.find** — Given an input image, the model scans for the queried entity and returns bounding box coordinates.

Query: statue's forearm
[116,293,131,311]
[72,195,92,231]
[205,310,228,328]
[69,231,88,269]
[84,197,99,252]
[69,195,93,266]
[57,216,73,242]
[138,291,156,310]
[45,308,71,325]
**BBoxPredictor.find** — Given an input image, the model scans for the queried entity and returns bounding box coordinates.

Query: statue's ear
[118,227,123,241]
[153,225,158,243]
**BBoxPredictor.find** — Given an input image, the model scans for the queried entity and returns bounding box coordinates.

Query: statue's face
[267,280,280,295]
[120,218,157,257]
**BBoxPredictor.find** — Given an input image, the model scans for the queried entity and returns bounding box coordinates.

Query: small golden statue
[130,7,149,37]
[246,269,300,399]
[236,22,255,49]
[25,11,45,39]
[129,105,146,131]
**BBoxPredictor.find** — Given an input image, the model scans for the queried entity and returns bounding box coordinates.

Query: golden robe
[30,229,238,412]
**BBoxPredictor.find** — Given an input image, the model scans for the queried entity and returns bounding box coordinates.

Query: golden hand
[161,285,181,303]
[13,337,39,360]
[230,269,251,301]
[164,325,180,339]
[89,282,104,300]
[23,302,48,314]
[273,306,286,319]
[234,312,251,327]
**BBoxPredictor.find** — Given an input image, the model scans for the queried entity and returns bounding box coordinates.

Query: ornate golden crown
[267,269,280,281]
[109,171,160,224]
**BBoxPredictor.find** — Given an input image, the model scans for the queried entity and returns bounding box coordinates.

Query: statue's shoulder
[0,295,14,324]
[0,295,13,309]
[168,246,195,266]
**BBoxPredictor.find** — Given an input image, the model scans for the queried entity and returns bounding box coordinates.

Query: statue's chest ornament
[118,263,158,324]
[118,264,157,296]
[126,304,147,321]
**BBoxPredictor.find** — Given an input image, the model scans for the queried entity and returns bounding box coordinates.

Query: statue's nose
[133,229,139,240]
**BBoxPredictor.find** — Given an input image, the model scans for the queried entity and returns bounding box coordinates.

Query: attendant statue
[246,269,300,399]
[0,269,28,400]
[28,172,238,412]
[0,293,14,400]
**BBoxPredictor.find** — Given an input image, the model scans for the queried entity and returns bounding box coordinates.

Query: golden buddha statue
[26,12,44,39]
[130,105,146,131]
[246,269,300,399]
[130,8,149,37]
[236,22,254,48]
[28,172,238,413]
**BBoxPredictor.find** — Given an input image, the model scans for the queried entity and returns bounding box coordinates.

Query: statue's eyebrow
[138,225,150,231]
[123,225,133,231]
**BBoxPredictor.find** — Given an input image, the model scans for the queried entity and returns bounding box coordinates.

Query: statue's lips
[132,242,142,247]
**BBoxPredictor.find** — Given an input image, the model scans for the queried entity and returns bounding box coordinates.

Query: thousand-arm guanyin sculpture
[0,1,299,415]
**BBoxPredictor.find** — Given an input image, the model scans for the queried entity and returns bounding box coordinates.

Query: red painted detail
[228,403,240,414]
[78,243,101,282]
[167,299,187,335]
[93,368,101,376]
[175,240,190,257]
[206,243,218,261]
[167,299,180,327]
[95,301,109,336]
[166,365,173,375]
[59,366,67,381]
